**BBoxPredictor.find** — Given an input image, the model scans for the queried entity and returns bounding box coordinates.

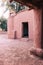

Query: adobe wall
[8,9,41,39]
[7,15,14,39]
[32,9,42,48]
[13,10,34,40]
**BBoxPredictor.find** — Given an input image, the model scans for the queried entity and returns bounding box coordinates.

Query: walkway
[0,34,43,65]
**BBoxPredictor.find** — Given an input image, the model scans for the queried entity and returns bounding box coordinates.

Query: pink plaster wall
[33,9,42,48]
[14,10,34,40]
[7,14,15,39]
[7,9,35,40]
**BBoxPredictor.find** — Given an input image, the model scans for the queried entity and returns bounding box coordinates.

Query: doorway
[22,22,28,37]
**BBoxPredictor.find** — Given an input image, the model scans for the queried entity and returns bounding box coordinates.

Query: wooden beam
[9,0,43,8]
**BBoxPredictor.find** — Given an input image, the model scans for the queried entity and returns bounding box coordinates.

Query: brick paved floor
[0,34,43,65]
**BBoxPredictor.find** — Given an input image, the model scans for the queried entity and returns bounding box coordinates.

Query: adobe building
[8,0,43,57]
[7,9,34,40]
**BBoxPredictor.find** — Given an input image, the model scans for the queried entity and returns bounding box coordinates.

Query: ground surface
[0,33,43,65]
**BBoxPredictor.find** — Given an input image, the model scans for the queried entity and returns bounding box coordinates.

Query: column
[34,9,42,48]
[41,8,43,49]
[30,9,43,57]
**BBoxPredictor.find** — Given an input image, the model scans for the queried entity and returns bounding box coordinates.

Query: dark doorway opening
[22,22,28,37]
